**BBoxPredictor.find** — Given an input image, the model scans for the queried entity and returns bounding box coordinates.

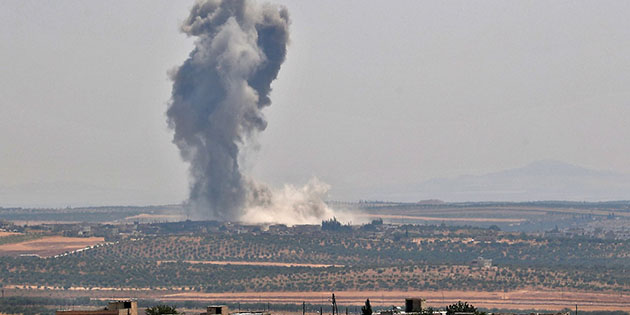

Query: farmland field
[0,236,104,257]
[0,202,629,313]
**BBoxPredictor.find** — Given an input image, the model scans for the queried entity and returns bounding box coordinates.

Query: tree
[445,301,484,315]
[146,305,180,315]
[361,299,373,315]
[322,217,351,232]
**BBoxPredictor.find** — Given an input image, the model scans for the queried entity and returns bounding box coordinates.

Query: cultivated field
[0,231,20,237]
[0,204,628,313]
[0,236,104,257]
[363,205,630,219]
[362,214,526,223]
[157,260,339,268]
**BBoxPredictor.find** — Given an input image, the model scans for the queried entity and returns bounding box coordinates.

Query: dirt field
[0,231,21,237]
[156,260,340,268]
[0,236,104,257]
[9,220,82,226]
[362,214,526,223]
[390,206,630,218]
[123,213,186,221]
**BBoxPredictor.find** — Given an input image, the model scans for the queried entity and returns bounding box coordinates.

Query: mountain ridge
[378,160,630,202]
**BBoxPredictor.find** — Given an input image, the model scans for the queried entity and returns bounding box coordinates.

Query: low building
[471,256,492,268]
[405,298,423,313]
[56,300,137,315]
[202,305,229,315]
[201,305,269,315]
[376,298,424,315]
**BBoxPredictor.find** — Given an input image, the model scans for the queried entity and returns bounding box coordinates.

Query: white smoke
[242,178,354,225]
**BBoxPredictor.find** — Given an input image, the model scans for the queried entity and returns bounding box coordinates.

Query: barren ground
[0,236,104,257]
[0,231,21,237]
[123,213,186,221]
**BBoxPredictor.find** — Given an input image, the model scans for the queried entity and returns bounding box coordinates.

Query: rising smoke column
[167,0,290,220]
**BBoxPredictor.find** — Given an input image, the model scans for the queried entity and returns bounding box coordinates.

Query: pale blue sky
[2,1,630,206]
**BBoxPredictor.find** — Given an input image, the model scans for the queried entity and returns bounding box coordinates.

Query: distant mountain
[387,160,630,202]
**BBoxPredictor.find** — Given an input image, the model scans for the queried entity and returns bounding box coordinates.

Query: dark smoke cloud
[167,0,289,220]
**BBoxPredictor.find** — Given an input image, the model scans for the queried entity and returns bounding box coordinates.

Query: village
[55,298,573,315]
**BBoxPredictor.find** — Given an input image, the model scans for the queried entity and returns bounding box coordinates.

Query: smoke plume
[167,0,340,224]
[242,178,335,225]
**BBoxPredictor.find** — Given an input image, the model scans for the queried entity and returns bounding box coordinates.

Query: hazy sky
[2,1,630,206]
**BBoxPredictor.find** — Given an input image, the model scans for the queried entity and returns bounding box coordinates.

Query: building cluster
[470,257,493,269]
[202,305,269,315]
[378,298,432,315]
[544,217,630,240]
[56,299,571,315]
[56,301,271,315]
[57,300,138,315]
